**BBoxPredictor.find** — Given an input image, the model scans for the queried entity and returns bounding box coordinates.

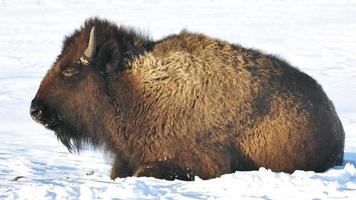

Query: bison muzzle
[30,18,345,181]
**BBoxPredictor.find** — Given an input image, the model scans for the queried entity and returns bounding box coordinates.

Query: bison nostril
[30,107,40,116]
[30,107,43,121]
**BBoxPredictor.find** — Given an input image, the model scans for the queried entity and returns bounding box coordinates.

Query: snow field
[1,0,356,199]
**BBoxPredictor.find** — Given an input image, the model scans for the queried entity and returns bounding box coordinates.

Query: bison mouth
[31,111,60,130]
[30,98,60,130]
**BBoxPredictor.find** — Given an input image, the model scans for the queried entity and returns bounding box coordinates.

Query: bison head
[30,19,146,152]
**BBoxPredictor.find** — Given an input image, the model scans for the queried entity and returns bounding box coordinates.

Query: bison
[30,18,345,181]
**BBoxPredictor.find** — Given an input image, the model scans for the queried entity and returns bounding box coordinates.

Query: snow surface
[1,0,356,199]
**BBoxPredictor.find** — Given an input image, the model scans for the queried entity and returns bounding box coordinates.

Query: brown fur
[30,18,344,181]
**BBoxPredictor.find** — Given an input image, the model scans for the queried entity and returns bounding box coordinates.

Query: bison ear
[95,40,133,74]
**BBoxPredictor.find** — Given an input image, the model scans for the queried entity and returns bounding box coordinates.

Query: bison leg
[110,157,133,180]
[133,161,194,181]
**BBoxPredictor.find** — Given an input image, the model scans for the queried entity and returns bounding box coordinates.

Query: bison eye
[62,67,79,77]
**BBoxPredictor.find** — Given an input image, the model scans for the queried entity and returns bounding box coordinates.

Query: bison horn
[84,26,96,59]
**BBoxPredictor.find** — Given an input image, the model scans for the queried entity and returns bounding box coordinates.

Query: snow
[1,0,356,199]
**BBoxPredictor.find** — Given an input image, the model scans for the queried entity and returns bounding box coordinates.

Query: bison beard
[30,17,345,181]
[54,123,96,153]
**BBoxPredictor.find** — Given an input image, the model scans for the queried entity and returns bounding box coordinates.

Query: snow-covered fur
[31,18,345,180]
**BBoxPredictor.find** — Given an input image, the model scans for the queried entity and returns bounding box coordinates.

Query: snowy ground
[1,0,356,199]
